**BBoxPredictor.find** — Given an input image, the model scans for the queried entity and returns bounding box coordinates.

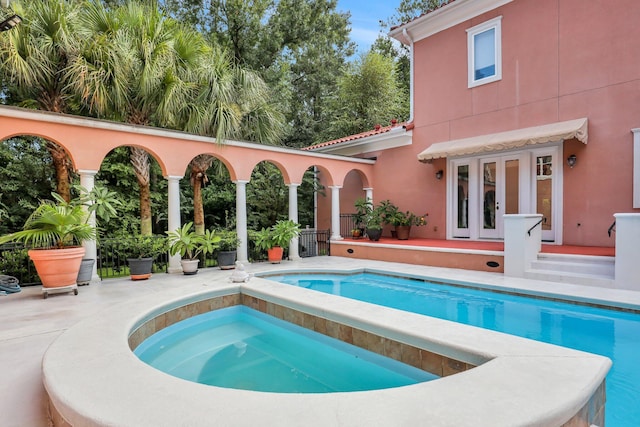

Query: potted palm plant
[254,220,301,263]
[167,222,220,275]
[0,186,119,295]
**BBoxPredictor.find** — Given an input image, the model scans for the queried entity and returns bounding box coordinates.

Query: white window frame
[467,16,502,88]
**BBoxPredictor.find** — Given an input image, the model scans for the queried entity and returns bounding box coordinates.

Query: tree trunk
[193,177,204,235]
[130,146,152,236]
[190,155,213,235]
[47,142,72,202]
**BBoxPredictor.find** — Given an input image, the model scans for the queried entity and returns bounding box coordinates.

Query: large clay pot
[28,247,85,289]
[396,225,411,240]
[267,246,284,263]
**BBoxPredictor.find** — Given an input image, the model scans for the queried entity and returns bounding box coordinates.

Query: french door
[449,145,560,242]
[479,155,521,239]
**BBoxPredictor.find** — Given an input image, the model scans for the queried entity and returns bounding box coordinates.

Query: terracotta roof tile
[303,120,413,151]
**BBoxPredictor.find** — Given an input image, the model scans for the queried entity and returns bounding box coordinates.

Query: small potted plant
[167,222,220,275]
[125,235,168,280]
[389,210,428,240]
[364,204,385,241]
[254,219,301,263]
[352,198,370,236]
[215,230,240,270]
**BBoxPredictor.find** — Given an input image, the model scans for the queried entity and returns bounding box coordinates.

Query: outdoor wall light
[0,14,21,31]
[435,170,443,180]
[567,154,577,168]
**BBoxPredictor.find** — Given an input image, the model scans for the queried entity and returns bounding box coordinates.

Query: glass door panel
[504,159,519,214]
[480,156,520,239]
[536,154,554,241]
[453,164,470,237]
[482,161,497,233]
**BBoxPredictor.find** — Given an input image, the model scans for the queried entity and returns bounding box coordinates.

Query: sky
[337,0,401,54]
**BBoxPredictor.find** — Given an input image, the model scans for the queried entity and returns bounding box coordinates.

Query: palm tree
[182,49,286,235]
[0,0,82,202]
[71,1,191,236]
[67,1,285,236]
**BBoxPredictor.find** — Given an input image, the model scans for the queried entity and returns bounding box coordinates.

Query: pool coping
[43,268,611,427]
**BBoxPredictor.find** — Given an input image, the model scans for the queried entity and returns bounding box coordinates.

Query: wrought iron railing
[299,229,331,258]
[1,229,331,285]
[96,236,169,279]
[0,242,39,286]
[608,220,616,237]
[340,213,356,238]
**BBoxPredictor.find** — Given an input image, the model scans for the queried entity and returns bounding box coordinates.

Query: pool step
[525,253,615,288]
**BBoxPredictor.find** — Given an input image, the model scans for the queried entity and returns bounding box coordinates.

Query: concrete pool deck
[2,257,638,426]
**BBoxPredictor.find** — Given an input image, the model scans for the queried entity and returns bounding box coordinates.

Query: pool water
[134,305,437,393]
[269,272,640,426]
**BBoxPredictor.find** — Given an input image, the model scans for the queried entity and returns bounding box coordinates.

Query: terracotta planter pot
[28,247,85,289]
[395,225,412,240]
[267,246,284,263]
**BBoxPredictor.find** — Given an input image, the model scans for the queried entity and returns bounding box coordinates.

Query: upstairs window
[467,16,502,88]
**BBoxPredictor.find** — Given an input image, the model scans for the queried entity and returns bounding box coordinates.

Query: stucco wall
[370,0,640,246]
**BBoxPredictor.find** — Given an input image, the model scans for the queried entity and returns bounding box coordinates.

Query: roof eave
[389,0,513,45]
[309,127,413,157]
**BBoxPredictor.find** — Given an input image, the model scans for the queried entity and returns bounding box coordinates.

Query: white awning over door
[418,117,588,162]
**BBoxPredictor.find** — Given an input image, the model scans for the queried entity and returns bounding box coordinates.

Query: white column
[78,169,99,283]
[288,183,300,260]
[235,180,249,263]
[504,214,542,277]
[329,185,343,240]
[614,213,640,290]
[364,187,373,203]
[166,176,182,273]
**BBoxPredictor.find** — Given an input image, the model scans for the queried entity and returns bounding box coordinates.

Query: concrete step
[526,253,615,287]
[530,257,614,277]
[524,268,616,288]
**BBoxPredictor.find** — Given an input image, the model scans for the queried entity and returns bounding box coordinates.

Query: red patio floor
[343,237,615,257]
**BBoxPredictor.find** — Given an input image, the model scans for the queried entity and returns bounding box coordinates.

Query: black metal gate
[299,229,330,258]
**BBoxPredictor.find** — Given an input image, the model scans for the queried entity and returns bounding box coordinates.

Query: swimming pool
[267,271,640,426]
[134,305,436,392]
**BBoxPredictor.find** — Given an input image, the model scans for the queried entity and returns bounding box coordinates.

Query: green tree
[0,137,56,235]
[0,0,82,202]
[162,0,354,148]
[372,0,447,107]
[321,52,406,141]
[69,1,211,236]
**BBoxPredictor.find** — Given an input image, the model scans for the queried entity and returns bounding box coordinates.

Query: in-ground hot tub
[134,305,437,393]
[43,275,610,427]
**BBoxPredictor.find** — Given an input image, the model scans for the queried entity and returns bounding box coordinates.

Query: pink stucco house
[308,0,640,250]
